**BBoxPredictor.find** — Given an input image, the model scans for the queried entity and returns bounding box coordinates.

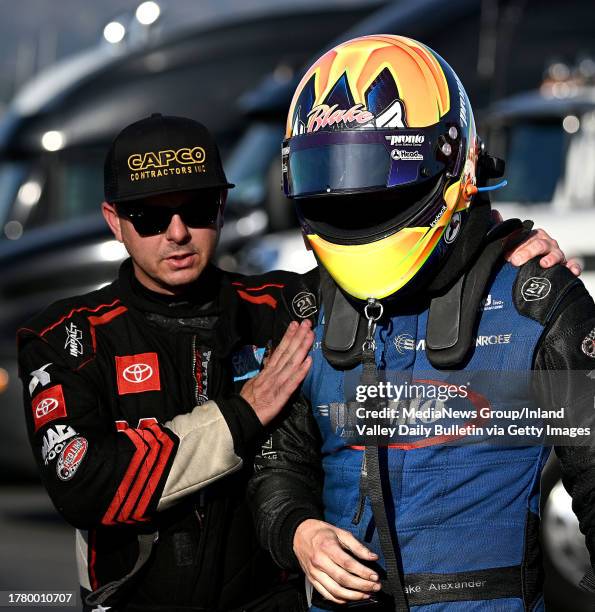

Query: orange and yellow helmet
[282,35,480,301]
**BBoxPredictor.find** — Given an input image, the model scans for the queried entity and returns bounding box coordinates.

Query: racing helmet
[282,35,480,301]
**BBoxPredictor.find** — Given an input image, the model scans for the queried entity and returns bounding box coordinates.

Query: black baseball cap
[104,113,234,203]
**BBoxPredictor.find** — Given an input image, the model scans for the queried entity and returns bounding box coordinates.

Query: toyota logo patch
[116,352,161,395]
[35,397,59,418]
[123,363,153,383]
[31,384,67,432]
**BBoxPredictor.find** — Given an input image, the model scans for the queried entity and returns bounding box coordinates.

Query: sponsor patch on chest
[115,352,161,395]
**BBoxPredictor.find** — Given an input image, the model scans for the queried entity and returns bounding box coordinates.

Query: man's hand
[491,210,582,276]
[293,518,381,604]
[240,320,314,426]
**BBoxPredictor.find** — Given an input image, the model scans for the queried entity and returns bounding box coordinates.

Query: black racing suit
[17,259,306,612]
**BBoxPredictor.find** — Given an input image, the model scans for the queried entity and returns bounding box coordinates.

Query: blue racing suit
[248,253,595,611]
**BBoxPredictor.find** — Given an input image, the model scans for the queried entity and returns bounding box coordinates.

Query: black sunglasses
[117,191,223,236]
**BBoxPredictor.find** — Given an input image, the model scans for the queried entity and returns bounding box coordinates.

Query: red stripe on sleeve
[116,428,161,524]
[101,429,148,526]
[132,424,175,521]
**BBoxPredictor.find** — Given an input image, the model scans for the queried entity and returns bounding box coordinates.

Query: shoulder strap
[425,218,526,369]
[319,265,368,369]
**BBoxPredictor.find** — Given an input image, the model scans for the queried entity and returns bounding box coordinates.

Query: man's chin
[160,261,204,288]
[166,269,201,286]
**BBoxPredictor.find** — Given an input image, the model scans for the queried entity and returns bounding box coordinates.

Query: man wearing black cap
[17,114,314,612]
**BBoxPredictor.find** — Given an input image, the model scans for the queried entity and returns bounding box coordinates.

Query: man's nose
[164,214,191,243]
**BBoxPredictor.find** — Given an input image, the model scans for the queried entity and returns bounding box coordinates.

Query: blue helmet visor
[283,127,460,198]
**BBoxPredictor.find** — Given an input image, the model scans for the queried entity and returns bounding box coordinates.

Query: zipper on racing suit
[190,334,210,600]
[191,335,207,526]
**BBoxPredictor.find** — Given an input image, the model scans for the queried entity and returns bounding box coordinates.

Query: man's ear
[102,201,123,242]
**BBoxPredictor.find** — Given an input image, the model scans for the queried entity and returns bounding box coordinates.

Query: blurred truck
[484,72,595,295]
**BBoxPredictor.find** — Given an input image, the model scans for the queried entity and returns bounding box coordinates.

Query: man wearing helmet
[248,35,595,611]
